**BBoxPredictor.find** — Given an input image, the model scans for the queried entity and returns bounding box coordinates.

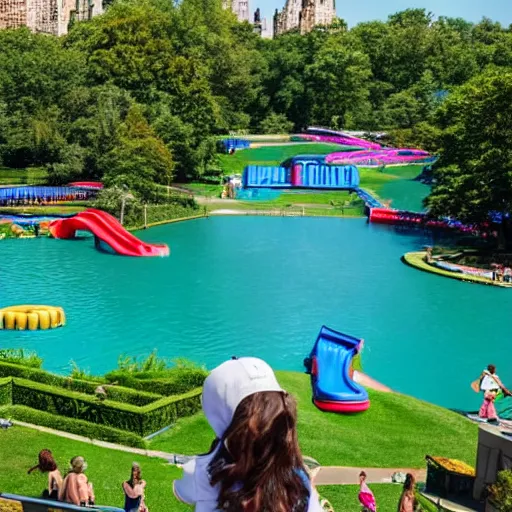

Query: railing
[0,493,124,512]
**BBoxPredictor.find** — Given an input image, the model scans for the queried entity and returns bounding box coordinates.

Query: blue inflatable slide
[304,325,370,413]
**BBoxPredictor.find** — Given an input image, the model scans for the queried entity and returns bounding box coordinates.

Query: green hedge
[0,377,12,406]
[11,377,202,437]
[105,368,208,396]
[141,389,202,436]
[12,378,147,435]
[0,405,147,449]
[0,361,161,406]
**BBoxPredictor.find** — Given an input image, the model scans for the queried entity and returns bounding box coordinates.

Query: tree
[259,112,294,134]
[426,68,512,244]
[99,105,174,200]
[305,36,372,127]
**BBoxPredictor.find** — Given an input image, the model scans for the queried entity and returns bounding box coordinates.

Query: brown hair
[128,463,141,488]
[403,473,416,493]
[38,449,57,472]
[488,364,496,374]
[360,471,367,478]
[209,391,309,512]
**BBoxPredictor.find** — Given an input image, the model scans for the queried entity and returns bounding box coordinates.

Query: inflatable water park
[49,209,169,257]
[305,325,370,413]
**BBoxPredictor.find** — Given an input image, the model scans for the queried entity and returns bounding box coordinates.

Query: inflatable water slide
[49,209,169,257]
[304,325,370,413]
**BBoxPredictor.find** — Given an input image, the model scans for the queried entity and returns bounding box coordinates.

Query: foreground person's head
[70,456,87,474]
[38,449,57,472]
[174,357,317,512]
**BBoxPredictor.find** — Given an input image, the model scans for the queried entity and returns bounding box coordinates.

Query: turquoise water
[1,217,511,413]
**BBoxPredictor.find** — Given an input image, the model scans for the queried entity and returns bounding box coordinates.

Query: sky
[258,0,512,31]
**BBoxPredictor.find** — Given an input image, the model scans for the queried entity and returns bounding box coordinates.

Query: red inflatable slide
[49,209,170,257]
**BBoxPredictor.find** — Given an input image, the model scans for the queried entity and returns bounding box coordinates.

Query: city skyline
[255,0,511,33]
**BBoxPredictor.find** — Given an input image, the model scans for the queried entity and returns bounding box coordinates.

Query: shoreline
[403,251,512,288]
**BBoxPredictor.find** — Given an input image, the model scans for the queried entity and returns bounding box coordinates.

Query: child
[358,471,376,512]
[173,357,323,511]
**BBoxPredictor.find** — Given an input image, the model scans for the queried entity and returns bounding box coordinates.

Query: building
[0,0,103,35]
[222,0,249,22]
[273,0,335,36]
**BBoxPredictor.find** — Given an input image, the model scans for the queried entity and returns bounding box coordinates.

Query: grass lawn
[0,426,407,512]
[0,205,86,215]
[321,484,402,512]
[150,372,478,468]
[0,166,47,186]
[0,426,190,511]
[218,143,341,174]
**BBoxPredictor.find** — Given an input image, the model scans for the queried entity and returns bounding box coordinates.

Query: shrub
[0,377,12,405]
[0,349,43,368]
[0,361,161,406]
[0,405,147,449]
[10,376,202,437]
[105,354,208,396]
[488,470,512,511]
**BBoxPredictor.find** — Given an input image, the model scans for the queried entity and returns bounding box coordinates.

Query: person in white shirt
[173,357,323,512]
[478,364,511,421]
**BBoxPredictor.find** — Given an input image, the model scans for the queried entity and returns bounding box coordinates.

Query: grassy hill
[0,371,477,512]
[150,371,478,468]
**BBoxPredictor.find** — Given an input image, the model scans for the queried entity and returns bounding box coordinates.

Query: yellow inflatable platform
[0,305,66,331]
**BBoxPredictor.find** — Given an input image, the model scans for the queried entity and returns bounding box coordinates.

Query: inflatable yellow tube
[0,305,66,331]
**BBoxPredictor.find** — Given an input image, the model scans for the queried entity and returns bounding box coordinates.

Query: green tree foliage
[259,112,294,134]
[1,1,512,206]
[426,68,512,242]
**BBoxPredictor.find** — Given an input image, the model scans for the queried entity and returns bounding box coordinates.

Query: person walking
[398,473,417,512]
[358,471,376,512]
[476,365,512,422]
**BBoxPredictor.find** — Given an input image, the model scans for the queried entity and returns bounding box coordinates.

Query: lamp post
[120,185,134,226]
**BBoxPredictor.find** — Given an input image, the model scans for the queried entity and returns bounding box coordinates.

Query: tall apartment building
[222,0,249,22]
[273,0,335,36]
[0,0,103,35]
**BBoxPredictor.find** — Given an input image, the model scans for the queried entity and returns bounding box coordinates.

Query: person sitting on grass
[27,449,63,501]
[358,471,376,512]
[173,356,323,511]
[122,463,147,512]
[59,456,95,507]
[398,473,419,512]
[477,364,512,422]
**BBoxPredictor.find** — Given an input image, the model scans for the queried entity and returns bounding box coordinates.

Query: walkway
[10,420,425,485]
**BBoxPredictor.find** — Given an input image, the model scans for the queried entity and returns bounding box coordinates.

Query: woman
[173,356,322,511]
[59,456,95,507]
[358,471,376,512]
[478,365,512,421]
[122,463,147,512]
[27,449,63,501]
[398,473,417,512]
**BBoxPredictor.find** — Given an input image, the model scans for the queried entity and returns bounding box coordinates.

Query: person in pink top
[59,456,95,507]
[358,471,376,512]
[398,474,418,512]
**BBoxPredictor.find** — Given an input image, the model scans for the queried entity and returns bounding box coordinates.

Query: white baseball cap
[201,357,283,438]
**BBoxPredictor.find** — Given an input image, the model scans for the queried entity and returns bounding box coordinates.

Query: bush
[9,376,202,437]
[0,361,162,406]
[0,349,43,368]
[488,470,512,511]
[0,405,147,449]
[0,377,12,405]
[105,356,208,396]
